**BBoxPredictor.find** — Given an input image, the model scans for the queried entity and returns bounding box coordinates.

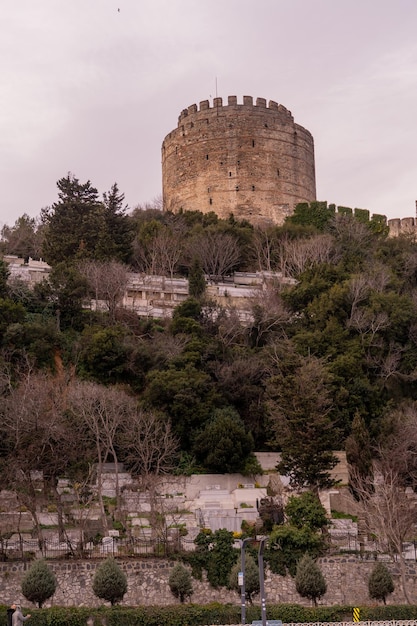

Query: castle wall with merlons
[2,556,417,608]
[162,96,316,226]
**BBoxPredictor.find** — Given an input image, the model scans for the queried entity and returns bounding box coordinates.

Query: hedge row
[3,603,417,626]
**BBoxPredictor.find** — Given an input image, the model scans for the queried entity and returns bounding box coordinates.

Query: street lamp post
[240,537,251,625]
[258,537,267,626]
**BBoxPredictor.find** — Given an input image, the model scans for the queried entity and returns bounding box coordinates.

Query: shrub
[92,558,127,606]
[21,558,57,608]
[168,564,193,603]
[368,562,394,604]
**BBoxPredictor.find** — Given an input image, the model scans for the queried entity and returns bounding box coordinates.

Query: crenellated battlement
[178,95,293,125]
[162,94,316,226]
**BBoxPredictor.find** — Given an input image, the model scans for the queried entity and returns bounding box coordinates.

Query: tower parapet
[162,95,316,225]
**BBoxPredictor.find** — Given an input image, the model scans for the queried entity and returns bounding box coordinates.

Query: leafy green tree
[192,407,255,473]
[79,326,132,384]
[21,559,57,607]
[0,298,26,343]
[265,487,328,577]
[168,563,193,603]
[207,529,237,588]
[346,412,373,496]
[229,553,259,603]
[295,554,327,606]
[285,492,329,531]
[2,320,62,370]
[92,557,127,605]
[368,562,394,604]
[287,201,334,232]
[47,262,89,330]
[143,365,220,450]
[0,214,43,260]
[266,525,326,577]
[173,297,202,320]
[0,259,10,297]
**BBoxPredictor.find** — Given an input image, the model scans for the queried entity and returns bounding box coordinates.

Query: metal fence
[0,534,197,561]
[3,530,417,562]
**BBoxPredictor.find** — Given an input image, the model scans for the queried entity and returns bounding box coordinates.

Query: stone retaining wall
[2,556,417,608]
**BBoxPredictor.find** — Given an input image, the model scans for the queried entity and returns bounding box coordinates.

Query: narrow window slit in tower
[252,140,255,147]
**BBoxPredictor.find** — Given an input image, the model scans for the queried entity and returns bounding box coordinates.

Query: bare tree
[0,370,84,543]
[67,381,138,530]
[250,226,278,272]
[212,305,247,349]
[350,404,417,604]
[119,409,179,542]
[187,231,241,281]
[351,458,416,604]
[330,213,374,255]
[78,260,129,322]
[280,233,334,278]
[247,284,291,346]
[132,222,184,277]
[150,228,184,278]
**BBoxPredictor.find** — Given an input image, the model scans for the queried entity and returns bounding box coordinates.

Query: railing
[2,530,417,562]
[0,534,196,561]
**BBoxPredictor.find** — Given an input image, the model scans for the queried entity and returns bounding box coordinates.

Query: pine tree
[168,563,193,603]
[42,174,106,264]
[101,182,134,263]
[368,562,394,604]
[21,559,57,608]
[92,557,127,605]
[295,554,327,606]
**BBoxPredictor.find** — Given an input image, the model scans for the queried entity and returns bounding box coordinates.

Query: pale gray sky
[1,0,416,228]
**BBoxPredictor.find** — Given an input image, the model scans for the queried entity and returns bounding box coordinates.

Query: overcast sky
[1,0,416,229]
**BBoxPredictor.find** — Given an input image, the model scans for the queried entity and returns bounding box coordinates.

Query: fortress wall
[162,96,316,226]
[388,217,416,237]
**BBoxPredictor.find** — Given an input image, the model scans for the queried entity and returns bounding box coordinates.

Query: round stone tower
[162,95,316,226]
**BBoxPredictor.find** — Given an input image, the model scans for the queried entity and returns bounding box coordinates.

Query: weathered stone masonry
[2,557,417,607]
[162,96,316,226]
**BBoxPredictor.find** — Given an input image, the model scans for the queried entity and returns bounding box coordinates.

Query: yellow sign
[353,608,360,622]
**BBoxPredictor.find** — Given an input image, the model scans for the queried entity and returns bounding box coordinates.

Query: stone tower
[162,95,316,226]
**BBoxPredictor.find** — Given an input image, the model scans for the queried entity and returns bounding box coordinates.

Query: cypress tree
[92,557,127,605]
[168,563,193,603]
[188,258,206,298]
[21,559,57,608]
[295,554,327,606]
[368,562,394,604]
